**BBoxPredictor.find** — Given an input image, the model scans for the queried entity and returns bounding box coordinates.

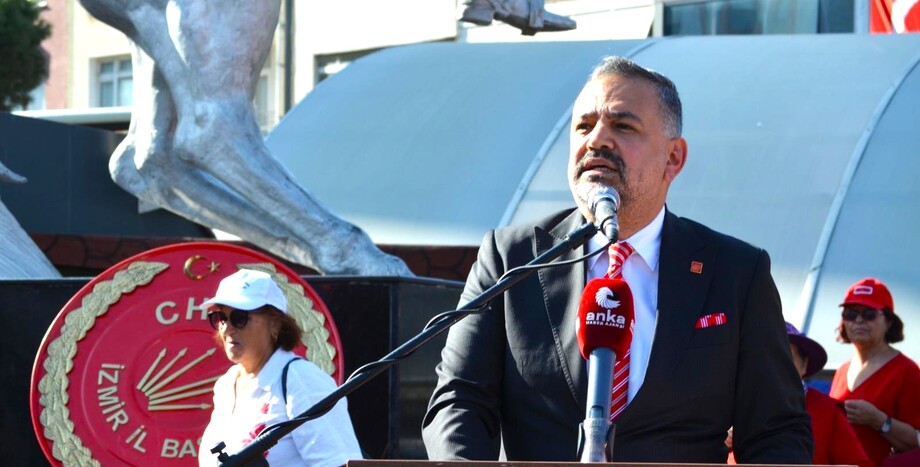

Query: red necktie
[605,242,634,422]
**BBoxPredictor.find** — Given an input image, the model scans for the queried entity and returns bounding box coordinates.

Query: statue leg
[169,95,412,275]
[0,163,60,278]
[113,48,391,274]
[101,0,410,275]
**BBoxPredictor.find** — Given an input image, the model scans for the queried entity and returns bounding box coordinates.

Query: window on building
[11,83,46,111]
[97,57,133,107]
[663,0,854,35]
[315,48,382,85]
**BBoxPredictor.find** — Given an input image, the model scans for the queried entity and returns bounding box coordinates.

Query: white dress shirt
[585,206,664,403]
[198,349,363,466]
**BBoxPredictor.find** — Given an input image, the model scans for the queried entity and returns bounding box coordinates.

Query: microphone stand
[577,347,616,462]
[213,222,599,466]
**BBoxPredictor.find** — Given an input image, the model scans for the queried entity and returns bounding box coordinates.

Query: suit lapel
[535,209,590,408]
[617,210,714,426]
[649,211,713,379]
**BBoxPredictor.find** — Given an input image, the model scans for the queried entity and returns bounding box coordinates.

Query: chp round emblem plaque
[30,242,344,466]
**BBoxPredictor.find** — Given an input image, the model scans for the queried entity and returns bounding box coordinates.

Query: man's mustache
[577,149,626,176]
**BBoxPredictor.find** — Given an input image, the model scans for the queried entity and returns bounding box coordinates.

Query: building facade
[23,0,873,131]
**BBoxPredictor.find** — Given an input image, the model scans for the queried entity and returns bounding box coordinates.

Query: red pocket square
[695,313,727,329]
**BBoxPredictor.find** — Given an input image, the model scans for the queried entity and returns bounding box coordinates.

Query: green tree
[0,0,51,111]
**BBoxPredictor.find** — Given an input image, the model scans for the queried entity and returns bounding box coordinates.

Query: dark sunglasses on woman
[841,307,880,322]
[207,308,250,330]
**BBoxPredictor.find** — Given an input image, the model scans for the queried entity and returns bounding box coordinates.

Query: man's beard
[573,148,630,207]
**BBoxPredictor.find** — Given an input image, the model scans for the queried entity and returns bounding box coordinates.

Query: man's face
[568,75,686,232]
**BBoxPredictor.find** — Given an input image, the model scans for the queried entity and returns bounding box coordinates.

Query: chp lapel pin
[690,261,703,274]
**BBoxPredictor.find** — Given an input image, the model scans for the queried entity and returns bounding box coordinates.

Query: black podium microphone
[588,186,621,242]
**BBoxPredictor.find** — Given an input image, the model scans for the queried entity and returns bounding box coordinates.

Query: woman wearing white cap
[830,277,920,467]
[197,269,363,466]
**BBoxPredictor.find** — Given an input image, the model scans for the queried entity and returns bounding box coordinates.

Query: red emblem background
[29,242,344,466]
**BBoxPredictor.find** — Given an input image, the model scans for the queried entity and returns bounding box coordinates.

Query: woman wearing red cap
[830,277,920,466]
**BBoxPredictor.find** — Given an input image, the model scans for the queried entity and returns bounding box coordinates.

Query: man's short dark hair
[589,56,683,138]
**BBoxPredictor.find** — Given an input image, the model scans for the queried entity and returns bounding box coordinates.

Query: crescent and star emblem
[183,255,220,280]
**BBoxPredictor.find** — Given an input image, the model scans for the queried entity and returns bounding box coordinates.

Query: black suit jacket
[422,208,813,463]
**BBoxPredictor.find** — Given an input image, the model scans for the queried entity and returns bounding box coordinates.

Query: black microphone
[588,186,620,242]
[575,277,635,462]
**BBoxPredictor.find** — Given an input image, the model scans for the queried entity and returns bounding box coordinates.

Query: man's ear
[664,137,688,183]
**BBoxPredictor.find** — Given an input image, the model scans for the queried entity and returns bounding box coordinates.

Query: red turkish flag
[871,0,920,33]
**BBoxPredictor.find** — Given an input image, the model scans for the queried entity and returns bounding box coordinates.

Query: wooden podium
[348,462,849,467]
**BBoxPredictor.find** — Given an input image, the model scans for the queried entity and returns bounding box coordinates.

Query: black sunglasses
[841,307,880,322]
[207,309,250,330]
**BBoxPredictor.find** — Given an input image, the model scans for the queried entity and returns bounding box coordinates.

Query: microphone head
[589,186,620,213]
[576,278,635,360]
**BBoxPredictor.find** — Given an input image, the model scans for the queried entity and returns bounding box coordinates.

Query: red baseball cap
[840,277,894,312]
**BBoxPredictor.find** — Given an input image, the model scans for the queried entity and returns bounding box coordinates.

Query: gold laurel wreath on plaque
[37,260,169,467]
[236,263,337,376]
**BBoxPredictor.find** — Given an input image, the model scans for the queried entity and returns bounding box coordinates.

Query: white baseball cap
[201,269,288,313]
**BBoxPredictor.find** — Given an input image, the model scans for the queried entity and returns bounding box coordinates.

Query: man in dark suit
[422,55,813,463]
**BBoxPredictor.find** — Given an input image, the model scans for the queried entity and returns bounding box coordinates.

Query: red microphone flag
[576,278,635,360]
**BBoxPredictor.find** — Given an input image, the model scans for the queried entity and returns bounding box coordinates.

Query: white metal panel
[636,34,920,329]
[806,57,920,368]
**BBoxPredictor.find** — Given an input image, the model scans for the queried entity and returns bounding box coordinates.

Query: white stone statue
[0,161,61,278]
[76,0,411,276]
[459,0,576,35]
